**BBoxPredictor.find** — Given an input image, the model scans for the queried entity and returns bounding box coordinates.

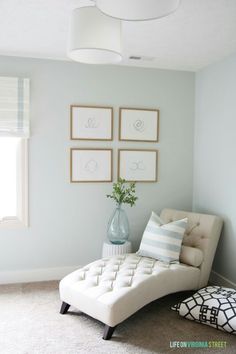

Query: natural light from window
[0,137,19,220]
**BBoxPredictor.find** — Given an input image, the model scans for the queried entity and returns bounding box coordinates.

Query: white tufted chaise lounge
[59,209,223,340]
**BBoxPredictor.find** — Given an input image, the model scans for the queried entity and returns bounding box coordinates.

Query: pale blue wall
[194,52,236,284]
[0,56,195,272]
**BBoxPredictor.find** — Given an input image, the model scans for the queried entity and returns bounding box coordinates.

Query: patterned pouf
[172,286,236,335]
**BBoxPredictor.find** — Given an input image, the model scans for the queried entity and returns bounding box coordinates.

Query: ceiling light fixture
[68,0,122,64]
[95,0,180,21]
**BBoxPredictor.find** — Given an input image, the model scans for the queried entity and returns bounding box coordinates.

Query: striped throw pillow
[137,212,188,263]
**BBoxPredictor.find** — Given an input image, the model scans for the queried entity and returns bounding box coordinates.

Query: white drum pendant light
[68,2,122,64]
[96,0,180,21]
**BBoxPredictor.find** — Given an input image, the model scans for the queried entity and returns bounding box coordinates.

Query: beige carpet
[0,281,235,354]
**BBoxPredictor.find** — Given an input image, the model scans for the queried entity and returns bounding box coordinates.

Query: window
[0,77,29,228]
[0,138,28,227]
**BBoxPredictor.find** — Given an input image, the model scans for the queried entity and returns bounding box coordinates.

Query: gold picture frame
[119,107,159,142]
[70,148,113,183]
[70,105,113,141]
[118,149,158,182]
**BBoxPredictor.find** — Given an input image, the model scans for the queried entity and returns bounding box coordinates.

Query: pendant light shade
[68,3,122,64]
[96,0,180,21]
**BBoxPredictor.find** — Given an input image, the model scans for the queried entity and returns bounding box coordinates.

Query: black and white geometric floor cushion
[172,286,236,335]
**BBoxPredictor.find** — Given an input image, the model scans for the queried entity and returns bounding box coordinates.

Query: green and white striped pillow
[137,212,188,263]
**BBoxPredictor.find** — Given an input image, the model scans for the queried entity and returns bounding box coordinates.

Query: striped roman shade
[137,212,188,263]
[0,76,30,137]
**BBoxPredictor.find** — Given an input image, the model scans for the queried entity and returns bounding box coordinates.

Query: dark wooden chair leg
[60,301,70,314]
[103,325,116,340]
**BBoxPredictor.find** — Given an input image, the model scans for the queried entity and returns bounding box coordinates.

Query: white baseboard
[0,266,80,285]
[210,270,236,289]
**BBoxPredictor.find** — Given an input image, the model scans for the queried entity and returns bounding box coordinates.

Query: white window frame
[0,138,28,228]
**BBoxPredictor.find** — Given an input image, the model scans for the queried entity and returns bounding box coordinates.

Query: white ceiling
[0,0,236,71]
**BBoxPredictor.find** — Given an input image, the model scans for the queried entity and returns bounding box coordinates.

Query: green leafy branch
[106,178,138,207]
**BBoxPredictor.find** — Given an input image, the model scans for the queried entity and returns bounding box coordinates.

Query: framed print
[70,105,113,140]
[118,149,158,182]
[70,148,113,183]
[119,107,159,142]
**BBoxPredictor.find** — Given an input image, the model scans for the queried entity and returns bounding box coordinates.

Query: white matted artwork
[118,149,158,182]
[119,108,159,142]
[70,149,113,182]
[70,105,113,140]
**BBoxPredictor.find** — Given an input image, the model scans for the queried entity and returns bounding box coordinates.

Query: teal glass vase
[107,204,129,244]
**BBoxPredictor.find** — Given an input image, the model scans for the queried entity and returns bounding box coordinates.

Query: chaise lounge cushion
[179,246,204,267]
[60,254,200,327]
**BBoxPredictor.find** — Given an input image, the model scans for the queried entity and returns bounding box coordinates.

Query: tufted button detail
[125,265,137,270]
[72,253,202,297]
[197,222,200,226]
[120,270,134,276]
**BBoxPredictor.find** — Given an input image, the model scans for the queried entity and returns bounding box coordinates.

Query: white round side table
[102,240,132,257]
